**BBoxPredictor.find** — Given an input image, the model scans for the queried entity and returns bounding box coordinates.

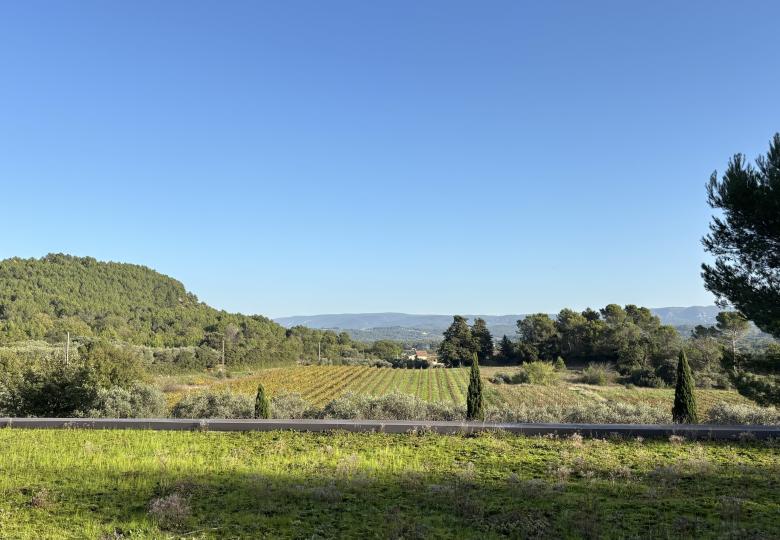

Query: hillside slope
[0,254,360,365]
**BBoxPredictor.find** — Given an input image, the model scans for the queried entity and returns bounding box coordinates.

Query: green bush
[171,391,253,419]
[554,357,566,371]
[0,340,151,417]
[522,362,558,385]
[340,358,393,368]
[86,382,167,418]
[705,402,780,425]
[485,401,671,424]
[321,392,464,421]
[490,364,557,385]
[490,371,527,385]
[270,392,316,419]
[627,367,665,388]
[78,341,147,389]
[729,371,780,407]
[0,360,101,417]
[580,363,610,385]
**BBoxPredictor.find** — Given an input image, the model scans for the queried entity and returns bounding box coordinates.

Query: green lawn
[0,429,778,539]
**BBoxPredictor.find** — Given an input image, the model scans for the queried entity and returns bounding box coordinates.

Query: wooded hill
[0,254,363,367]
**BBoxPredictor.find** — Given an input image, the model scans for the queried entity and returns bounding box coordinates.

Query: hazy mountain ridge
[276,307,723,342]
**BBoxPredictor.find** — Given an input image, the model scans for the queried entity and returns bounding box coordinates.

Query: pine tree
[471,318,494,363]
[672,350,698,423]
[498,335,515,363]
[466,353,484,421]
[702,133,780,339]
[438,315,476,367]
[254,383,270,419]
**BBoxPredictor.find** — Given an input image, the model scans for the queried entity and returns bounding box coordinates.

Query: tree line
[0,254,374,369]
[438,305,764,389]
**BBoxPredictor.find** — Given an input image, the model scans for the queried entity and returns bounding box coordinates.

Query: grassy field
[156,365,753,414]
[0,429,777,539]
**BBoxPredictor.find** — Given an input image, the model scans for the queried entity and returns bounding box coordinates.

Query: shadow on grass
[4,458,780,539]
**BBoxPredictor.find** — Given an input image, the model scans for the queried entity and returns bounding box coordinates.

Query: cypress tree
[672,350,698,423]
[254,383,270,419]
[466,353,484,421]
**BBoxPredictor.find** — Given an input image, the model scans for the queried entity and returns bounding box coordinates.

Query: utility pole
[65,331,70,365]
[221,337,226,370]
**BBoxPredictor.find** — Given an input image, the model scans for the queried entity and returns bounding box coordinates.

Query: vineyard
[161,366,506,406]
[158,365,751,410]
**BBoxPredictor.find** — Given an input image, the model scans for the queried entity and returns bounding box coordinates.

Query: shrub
[485,401,671,424]
[729,371,780,407]
[340,358,393,368]
[321,392,462,421]
[78,341,146,389]
[655,360,678,386]
[695,372,731,389]
[490,371,527,385]
[489,373,506,384]
[317,393,673,424]
[148,493,190,530]
[86,382,167,418]
[391,358,431,369]
[580,363,610,385]
[171,391,253,419]
[523,362,558,385]
[323,392,425,420]
[554,357,566,371]
[425,400,466,421]
[490,365,557,385]
[0,361,101,417]
[564,401,670,424]
[627,367,664,388]
[270,392,315,419]
[705,402,780,425]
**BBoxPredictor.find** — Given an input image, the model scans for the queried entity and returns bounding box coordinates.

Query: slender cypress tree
[466,353,484,421]
[672,350,698,423]
[255,383,270,419]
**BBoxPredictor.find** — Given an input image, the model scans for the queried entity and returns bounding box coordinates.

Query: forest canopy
[0,254,365,368]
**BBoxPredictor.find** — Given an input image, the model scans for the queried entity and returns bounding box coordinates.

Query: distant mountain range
[275,306,722,343]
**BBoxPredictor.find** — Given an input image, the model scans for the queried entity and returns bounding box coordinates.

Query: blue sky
[1,1,778,317]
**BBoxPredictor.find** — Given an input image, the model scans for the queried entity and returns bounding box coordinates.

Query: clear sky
[1,1,778,318]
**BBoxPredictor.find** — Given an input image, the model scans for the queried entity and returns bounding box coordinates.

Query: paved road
[1,417,778,439]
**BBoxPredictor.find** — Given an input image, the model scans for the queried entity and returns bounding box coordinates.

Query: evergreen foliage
[701,134,780,403]
[466,353,484,421]
[511,304,682,384]
[517,314,559,360]
[498,335,515,363]
[702,133,780,339]
[672,350,698,423]
[471,318,494,363]
[0,254,365,367]
[438,316,475,367]
[254,383,270,419]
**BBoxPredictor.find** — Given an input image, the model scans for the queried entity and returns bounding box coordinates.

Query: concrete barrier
[1,417,778,439]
